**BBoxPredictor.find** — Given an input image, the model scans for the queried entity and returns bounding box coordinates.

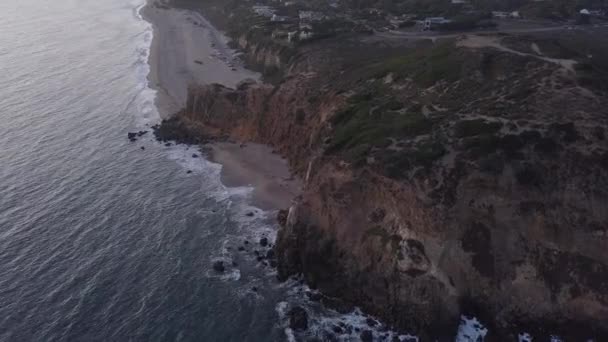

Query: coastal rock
[277,209,288,227]
[212,261,225,273]
[287,306,308,332]
[360,330,373,342]
[154,25,608,340]
[266,249,275,259]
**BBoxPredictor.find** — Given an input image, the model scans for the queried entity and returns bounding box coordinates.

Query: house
[492,11,520,19]
[424,17,451,30]
[299,30,314,40]
[271,14,290,22]
[492,11,509,18]
[252,5,276,18]
[299,10,325,22]
[287,31,298,42]
[299,22,313,31]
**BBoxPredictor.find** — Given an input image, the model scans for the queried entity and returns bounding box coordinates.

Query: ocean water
[0,0,498,341]
[0,0,288,340]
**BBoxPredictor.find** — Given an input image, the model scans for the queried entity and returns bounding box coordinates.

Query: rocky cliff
[158,33,608,340]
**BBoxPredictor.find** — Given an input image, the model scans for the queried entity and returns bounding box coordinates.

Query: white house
[299,30,314,40]
[252,5,276,17]
[424,17,451,30]
[299,10,325,22]
[271,14,290,22]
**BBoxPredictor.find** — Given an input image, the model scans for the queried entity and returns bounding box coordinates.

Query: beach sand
[142,1,300,210]
[209,143,301,211]
[142,1,258,117]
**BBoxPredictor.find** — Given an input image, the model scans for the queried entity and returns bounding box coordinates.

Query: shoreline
[141,0,258,118]
[141,0,300,211]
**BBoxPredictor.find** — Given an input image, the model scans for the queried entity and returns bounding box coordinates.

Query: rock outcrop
[159,31,608,340]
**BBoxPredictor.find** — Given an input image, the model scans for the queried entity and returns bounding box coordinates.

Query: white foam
[456,316,488,341]
[519,332,533,342]
[276,301,297,342]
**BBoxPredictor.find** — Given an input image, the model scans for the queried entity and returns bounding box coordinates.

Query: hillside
[156,0,608,339]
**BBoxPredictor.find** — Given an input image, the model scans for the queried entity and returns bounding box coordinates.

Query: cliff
[157,30,608,340]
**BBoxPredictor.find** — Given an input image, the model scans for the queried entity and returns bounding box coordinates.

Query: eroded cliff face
[278,155,608,340]
[161,35,608,340]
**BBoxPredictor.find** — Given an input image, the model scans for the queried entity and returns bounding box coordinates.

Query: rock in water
[287,306,308,332]
[259,237,268,247]
[191,154,198,158]
[266,249,275,259]
[360,330,373,342]
[366,318,377,327]
[212,261,225,273]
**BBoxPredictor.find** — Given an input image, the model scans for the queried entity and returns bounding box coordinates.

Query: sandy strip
[208,143,301,210]
[142,1,300,210]
[141,0,258,118]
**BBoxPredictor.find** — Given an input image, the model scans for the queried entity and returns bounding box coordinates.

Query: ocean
[0,0,487,341]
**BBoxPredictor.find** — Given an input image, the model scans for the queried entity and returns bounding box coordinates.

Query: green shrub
[370,42,464,86]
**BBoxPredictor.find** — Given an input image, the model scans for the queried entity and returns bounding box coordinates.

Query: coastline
[141,0,300,211]
[141,0,258,118]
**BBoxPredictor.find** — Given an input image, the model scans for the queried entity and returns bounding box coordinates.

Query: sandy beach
[142,0,300,210]
[209,143,301,210]
[141,0,258,117]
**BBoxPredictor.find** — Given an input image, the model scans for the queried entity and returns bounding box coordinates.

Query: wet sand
[142,0,300,210]
[208,143,301,210]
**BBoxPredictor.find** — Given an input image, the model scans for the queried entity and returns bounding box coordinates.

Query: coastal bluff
[157,3,608,339]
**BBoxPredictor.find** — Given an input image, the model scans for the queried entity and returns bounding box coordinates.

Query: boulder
[287,306,308,332]
[259,237,268,247]
[266,249,275,259]
[360,330,373,342]
[366,318,378,327]
[212,261,225,273]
